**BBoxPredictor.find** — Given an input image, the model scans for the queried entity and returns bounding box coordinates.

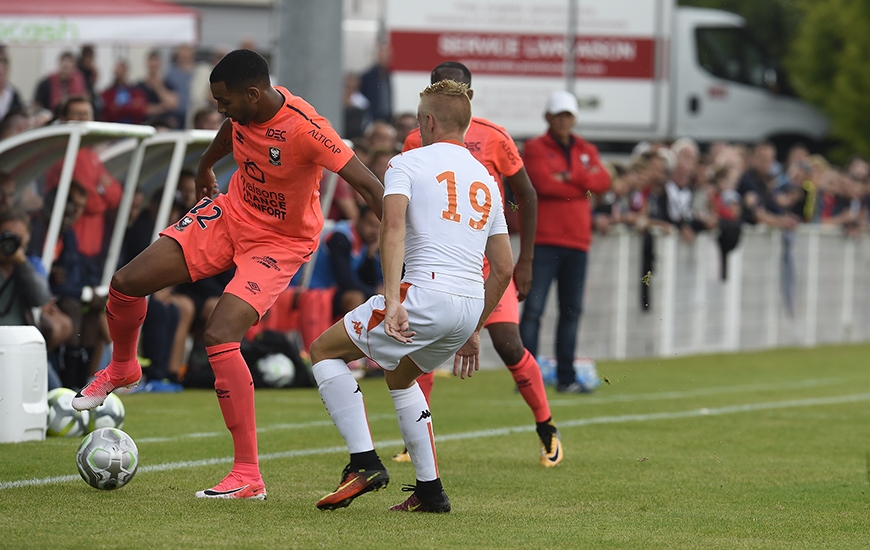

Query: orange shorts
[483,277,519,327]
[160,194,317,319]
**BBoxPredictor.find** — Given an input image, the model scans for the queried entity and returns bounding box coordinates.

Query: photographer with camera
[0,209,52,325]
[0,208,68,389]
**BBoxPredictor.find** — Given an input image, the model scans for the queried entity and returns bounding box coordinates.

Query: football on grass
[87,393,126,431]
[76,427,139,490]
[47,388,90,437]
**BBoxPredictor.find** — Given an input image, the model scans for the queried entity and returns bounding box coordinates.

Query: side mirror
[763,68,780,94]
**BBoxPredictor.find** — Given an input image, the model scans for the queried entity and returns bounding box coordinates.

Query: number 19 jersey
[384,140,508,299]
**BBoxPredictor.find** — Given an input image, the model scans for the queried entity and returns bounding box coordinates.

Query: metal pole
[151,138,189,244]
[565,0,578,94]
[274,0,344,130]
[101,138,148,286]
[41,129,82,274]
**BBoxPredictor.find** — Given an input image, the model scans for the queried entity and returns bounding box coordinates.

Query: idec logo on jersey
[465,141,482,153]
[265,128,286,142]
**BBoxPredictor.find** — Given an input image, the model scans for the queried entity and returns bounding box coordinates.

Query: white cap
[545,91,579,116]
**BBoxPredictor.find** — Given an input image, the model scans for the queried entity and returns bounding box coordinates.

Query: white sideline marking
[548,378,844,406]
[137,378,844,444]
[3,392,869,491]
[136,413,397,444]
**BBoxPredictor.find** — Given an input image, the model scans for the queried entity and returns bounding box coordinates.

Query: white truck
[386,0,829,148]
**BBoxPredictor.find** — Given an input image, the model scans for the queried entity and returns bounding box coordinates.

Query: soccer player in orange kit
[73,50,384,499]
[400,61,562,467]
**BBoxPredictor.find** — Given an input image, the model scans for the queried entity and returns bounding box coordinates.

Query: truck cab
[672,7,829,148]
[382,0,829,148]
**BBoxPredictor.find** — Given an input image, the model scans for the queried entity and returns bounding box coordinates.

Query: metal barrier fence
[478,225,870,367]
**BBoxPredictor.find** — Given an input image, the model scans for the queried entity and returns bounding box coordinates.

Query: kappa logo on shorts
[269,147,282,166]
[352,320,363,338]
[174,216,193,231]
[246,281,261,294]
[251,255,281,271]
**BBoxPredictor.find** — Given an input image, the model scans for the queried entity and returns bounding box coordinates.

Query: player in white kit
[310,79,515,513]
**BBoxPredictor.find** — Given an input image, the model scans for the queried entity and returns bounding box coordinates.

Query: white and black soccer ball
[257,353,296,387]
[47,388,90,437]
[76,427,139,490]
[87,393,125,432]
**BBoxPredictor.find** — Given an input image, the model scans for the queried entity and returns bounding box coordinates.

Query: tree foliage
[787,0,870,160]
[680,0,870,161]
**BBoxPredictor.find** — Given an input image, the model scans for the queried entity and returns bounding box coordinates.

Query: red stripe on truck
[390,31,656,79]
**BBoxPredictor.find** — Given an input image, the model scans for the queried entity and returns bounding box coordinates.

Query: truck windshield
[695,26,796,97]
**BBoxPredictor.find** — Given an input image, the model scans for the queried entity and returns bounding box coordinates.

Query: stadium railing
[477,224,870,367]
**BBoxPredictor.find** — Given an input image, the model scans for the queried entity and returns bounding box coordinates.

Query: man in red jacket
[520,91,611,393]
[44,96,123,259]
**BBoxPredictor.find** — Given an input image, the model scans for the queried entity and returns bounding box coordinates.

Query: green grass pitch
[2,343,870,549]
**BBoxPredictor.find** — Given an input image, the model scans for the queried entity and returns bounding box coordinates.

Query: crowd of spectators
[3,41,870,391]
[589,138,870,311]
[593,139,870,240]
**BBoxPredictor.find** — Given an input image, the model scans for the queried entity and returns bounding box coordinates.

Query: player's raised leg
[311,321,389,510]
[195,293,266,500]
[73,237,192,411]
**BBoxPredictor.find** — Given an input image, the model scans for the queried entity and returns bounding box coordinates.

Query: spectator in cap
[519,91,611,393]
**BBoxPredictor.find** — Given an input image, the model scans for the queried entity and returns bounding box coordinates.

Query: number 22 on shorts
[189,197,223,229]
[437,170,492,230]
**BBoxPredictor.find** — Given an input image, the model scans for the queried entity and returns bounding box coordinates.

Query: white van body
[386,0,829,145]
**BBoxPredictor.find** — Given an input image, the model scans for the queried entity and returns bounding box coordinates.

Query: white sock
[313,359,373,454]
[391,382,438,482]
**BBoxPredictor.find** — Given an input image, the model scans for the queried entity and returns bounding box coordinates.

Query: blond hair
[418,79,472,133]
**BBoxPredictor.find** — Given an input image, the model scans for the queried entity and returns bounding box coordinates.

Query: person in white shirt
[309,79,514,513]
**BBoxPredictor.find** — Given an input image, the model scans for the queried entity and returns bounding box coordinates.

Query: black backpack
[241,330,315,389]
[182,330,314,389]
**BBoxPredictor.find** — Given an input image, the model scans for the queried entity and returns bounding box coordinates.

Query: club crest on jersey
[174,216,193,231]
[269,147,282,166]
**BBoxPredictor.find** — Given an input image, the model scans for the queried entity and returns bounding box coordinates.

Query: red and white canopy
[0,0,199,46]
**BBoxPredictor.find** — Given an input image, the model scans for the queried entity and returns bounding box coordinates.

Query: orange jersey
[402,117,523,197]
[224,86,353,240]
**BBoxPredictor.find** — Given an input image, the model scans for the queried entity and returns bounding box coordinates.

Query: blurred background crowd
[3,0,870,395]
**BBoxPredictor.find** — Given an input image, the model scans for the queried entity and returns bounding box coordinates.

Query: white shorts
[343,283,484,373]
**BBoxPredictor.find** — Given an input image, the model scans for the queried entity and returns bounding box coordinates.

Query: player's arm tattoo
[213,136,233,158]
[200,119,234,168]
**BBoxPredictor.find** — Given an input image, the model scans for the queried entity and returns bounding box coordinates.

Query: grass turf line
[1,343,869,549]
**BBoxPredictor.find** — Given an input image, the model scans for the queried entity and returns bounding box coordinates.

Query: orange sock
[106,287,146,365]
[417,371,434,406]
[507,349,552,423]
[207,343,260,474]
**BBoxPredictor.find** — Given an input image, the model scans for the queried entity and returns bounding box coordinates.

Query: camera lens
[0,231,22,256]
